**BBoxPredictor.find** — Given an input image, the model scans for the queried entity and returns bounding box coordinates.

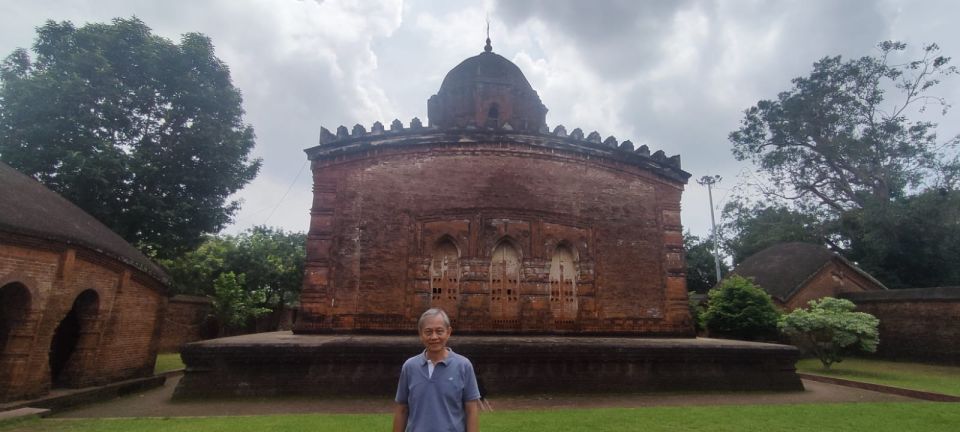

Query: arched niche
[0,282,31,354]
[0,281,37,402]
[429,238,461,315]
[489,240,521,322]
[49,289,100,388]
[549,244,578,321]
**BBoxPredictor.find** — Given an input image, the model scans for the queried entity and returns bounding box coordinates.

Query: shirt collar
[420,347,453,366]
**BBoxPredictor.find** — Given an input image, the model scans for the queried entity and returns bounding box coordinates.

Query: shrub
[779,297,879,369]
[702,275,780,340]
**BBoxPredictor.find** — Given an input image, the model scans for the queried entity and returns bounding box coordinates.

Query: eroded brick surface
[0,233,166,402]
[297,140,693,336]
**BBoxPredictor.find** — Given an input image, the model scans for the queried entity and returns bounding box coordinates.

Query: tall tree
[0,18,260,258]
[728,41,960,288]
[730,41,958,214]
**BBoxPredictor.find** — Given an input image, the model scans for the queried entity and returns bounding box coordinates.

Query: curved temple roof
[0,162,170,287]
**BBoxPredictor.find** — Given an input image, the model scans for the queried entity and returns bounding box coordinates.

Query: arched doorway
[549,245,578,322]
[0,282,33,401]
[0,282,31,354]
[429,239,461,317]
[49,289,99,388]
[489,241,521,325]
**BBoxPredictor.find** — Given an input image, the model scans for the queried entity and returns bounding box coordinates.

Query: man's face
[419,314,451,354]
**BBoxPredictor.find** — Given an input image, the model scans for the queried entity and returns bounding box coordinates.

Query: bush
[779,297,879,369]
[703,275,780,340]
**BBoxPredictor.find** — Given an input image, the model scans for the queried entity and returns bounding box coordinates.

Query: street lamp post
[696,175,723,283]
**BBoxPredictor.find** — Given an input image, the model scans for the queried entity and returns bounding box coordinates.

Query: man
[393,308,480,432]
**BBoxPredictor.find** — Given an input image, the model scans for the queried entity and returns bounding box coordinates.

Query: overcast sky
[2,0,959,239]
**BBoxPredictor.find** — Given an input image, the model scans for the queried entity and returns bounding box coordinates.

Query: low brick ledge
[0,374,169,414]
[798,373,960,402]
[0,407,51,423]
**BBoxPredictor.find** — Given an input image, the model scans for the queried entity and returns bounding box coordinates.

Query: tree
[161,226,306,311]
[721,200,825,265]
[0,18,260,259]
[684,231,729,293]
[210,272,270,333]
[702,275,780,341]
[779,297,879,369]
[840,189,960,288]
[728,41,960,288]
[730,41,958,215]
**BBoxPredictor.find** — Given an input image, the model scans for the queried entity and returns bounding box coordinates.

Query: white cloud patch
[2,0,959,238]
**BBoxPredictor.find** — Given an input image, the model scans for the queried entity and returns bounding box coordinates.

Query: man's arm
[392,403,409,432]
[465,399,480,432]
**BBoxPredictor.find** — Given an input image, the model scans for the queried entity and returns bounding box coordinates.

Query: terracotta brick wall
[0,233,166,402]
[784,261,882,310]
[159,295,213,352]
[298,139,691,335]
[841,288,960,364]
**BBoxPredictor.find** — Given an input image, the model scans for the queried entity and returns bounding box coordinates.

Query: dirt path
[51,374,913,418]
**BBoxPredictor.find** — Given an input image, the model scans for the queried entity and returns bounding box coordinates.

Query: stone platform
[173,332,803,398]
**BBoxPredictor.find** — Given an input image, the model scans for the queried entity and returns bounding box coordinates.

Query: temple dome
[428,46,548,130]
[438,51,536,94]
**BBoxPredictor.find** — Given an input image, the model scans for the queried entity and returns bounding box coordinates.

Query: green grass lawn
[2,403,958,432]
[153,353,184,374]
[796,357,960,396]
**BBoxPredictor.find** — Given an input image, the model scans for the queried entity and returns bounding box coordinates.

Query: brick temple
[294,39,693,336]
[175,41,802,398]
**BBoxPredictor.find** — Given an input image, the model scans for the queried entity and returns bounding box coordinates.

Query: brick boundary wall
[158,295,213,353]
[841,287,960,364]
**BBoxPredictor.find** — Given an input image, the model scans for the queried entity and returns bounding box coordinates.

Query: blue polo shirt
[395,348,481,432]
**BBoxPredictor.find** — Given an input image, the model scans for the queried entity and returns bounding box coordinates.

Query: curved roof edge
[0,162,171,288]
[304,121,690,184]
[731,242,887,303]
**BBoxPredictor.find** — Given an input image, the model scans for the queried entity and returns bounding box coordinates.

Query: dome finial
[484,17,492,52]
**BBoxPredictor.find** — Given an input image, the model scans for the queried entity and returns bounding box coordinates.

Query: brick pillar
[295,170,336,334]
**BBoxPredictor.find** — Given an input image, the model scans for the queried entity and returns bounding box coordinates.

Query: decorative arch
[489,239,521,322]
[487,103,500,120]
[549,243,578,321]
[50,289,101,388]
[0,282,34,401]
[429,237,461,315]
[0,282,31,358]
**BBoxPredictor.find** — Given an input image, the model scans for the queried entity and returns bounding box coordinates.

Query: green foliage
[688,296,706,332]
[0,17,261,259]
[730,41,959,214]
[840,190,960,288]
[161,226,306,311]
[211,272,270,330]
[726,41,960,288]
[779,297,879,369]
[702,275,780,340]
[684,231,729,293]
[721,201,825,265]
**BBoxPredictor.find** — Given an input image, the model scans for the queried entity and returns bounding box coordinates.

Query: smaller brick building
[0,162,169,402]
[730,242,887,310]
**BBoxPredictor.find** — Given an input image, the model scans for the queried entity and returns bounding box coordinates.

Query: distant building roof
[0,162,170,287]
[730,242,885,303]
